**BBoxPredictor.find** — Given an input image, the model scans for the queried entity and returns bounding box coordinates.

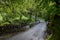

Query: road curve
[6,21,47,40]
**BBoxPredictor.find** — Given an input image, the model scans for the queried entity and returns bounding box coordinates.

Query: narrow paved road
[6,21,47,40]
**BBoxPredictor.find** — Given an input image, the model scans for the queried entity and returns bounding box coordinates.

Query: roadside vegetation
[0,0,60,40]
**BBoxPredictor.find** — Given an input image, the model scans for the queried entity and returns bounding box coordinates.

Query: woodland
[0,0,60,40]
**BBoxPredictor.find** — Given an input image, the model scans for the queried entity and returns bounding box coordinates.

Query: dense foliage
[0,0,60,40]
[47,0,60,40]
[0,0,56,26]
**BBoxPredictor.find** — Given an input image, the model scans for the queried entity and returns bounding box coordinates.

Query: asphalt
[6,21,47,40]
